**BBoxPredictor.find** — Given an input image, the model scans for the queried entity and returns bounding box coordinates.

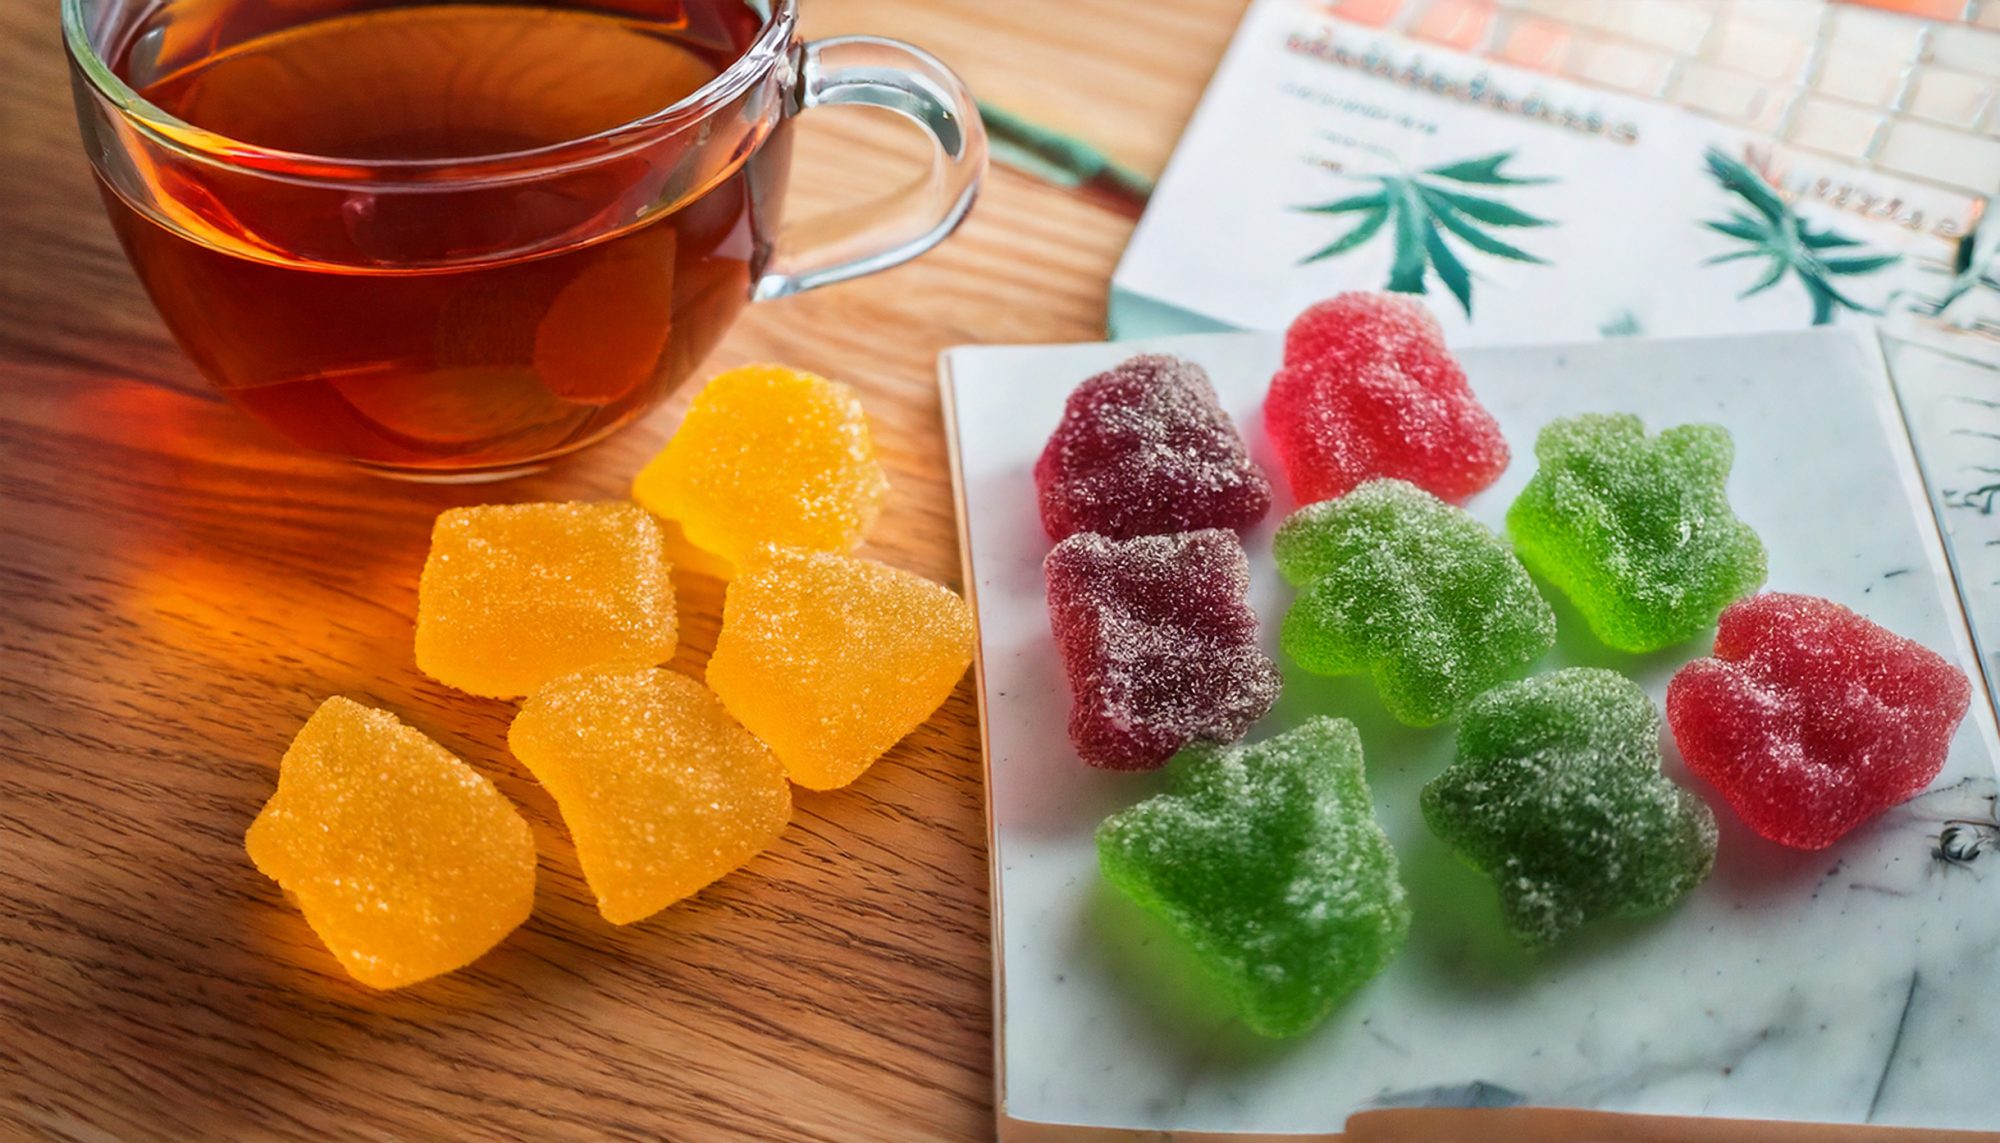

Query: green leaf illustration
[1420,187,1549,228]
[1820,253,1899,275]
[1739,258,1787,298]
[1425,227,1473,316]
[1294,150,1555,316]
[1704,150,1789,225]
[1697,146,1900,326]
[1387,185,1429,294]
[1301,191,1388,215]
[1704,215,1766,243]
[1303,206,1390,264]
[1423,153,1556,186]
[1424,194,1546,264]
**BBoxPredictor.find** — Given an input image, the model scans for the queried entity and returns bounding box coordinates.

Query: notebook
[1109,0,1997,345]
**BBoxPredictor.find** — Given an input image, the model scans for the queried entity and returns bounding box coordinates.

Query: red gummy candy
[1036,354,1271,541]
[1666,593,1972,851]
[1265,293,1508,506]
[1045,529,1280,771]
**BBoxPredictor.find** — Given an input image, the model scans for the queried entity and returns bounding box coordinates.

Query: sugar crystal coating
[1034,354,1271,540]
[246,697,535,989]
[1507,414,1765,653]
[510,669,791,924]
[415,501,676,699]
[1667,593,1971,850]
[631,363,888,571]
[1265,293,1509,506]
[707,546,974,790]
[1096,717,1409,1037]
[1045,530,1280,770]
[1275,478,1555,727]
[1422,668,1717,949]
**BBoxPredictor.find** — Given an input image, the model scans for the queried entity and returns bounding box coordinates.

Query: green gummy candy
[1506,414,1765,653]
[1421,668,1717,949]
[1096,717,1409,1038]
[1274,478,1556,727]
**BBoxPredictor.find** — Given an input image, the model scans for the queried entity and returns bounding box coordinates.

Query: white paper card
[1108,0,1980,346]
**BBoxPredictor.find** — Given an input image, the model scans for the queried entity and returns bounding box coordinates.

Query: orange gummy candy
[630,364,888,572]
[707,546,974,790]
[415,501,677,699]
[246,697,535,989]
[509,668,791,924]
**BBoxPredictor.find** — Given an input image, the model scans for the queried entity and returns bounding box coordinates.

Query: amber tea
[101,0,792,474]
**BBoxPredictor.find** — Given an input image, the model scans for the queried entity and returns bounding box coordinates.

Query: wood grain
[0,0,1245,1138]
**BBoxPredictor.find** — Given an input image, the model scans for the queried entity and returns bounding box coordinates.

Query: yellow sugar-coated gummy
[510,669,791,924]
[415,501,676,699]
[246,697,535,990]
[631,364,889,572]
[707,546,975,790]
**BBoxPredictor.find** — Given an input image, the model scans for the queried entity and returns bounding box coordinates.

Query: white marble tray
[939,327,2000,1140]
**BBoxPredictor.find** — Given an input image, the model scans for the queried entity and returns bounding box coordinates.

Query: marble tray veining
[1889,336,2000,724]
[940,327,2000,1139]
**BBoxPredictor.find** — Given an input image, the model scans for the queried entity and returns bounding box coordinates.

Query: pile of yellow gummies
[244,365,975,989]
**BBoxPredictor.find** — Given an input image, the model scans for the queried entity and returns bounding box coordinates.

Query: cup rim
[62,0,798,183]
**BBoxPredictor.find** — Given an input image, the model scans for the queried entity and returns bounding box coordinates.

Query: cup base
[349,461,550,484]
[337,398,651,482]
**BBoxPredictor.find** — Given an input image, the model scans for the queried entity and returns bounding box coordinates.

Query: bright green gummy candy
[1275,478,1556,727]
[1421,668,1716,949]
[1096,717,1410,1038]
[1506,414,1765,653]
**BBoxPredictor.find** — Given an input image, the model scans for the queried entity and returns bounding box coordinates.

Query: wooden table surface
[0,0,1251,1138]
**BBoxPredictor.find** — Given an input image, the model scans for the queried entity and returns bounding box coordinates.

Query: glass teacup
[65,0,985,478]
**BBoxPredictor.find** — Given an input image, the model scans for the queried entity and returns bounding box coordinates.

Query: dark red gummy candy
[1666,593,1972,851]
[1035,354,1271,541]
[1265,292,1508,506]
[1045,529,1280,770]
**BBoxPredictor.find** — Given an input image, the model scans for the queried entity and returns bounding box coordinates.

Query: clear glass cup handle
[752,36,988,301]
